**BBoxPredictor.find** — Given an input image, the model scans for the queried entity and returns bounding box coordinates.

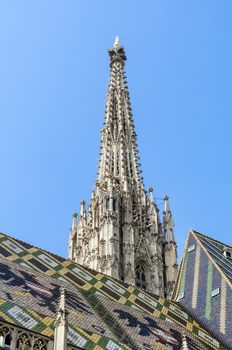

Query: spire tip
[113,36,120,48]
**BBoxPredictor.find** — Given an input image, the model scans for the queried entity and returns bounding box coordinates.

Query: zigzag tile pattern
[94,295,211,350]
[0,258,130,350]
[0,232,225,350]
[0,258,114,339]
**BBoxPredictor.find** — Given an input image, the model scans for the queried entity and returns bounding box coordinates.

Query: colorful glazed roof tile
[173,230,232,350]
[0,232,227,350]
[196,232,232,283]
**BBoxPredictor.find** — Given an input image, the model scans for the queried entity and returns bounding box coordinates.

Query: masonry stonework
[68,38,178,298]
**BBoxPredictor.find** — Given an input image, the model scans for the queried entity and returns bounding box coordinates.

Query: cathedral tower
[68,38,178,297]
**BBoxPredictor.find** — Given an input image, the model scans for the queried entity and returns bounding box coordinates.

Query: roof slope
[194,231,232,283]
[0,232,225,350]
[173,230,232,350]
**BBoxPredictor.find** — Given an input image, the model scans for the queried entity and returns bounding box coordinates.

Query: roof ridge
[192,230,232,249]
[0,231,66,262]
[191,230,232,288]
[0,231,155,294]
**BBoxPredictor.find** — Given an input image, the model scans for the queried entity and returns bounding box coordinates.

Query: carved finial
[114,36,120,48]
[71,212,77,231]
[58,287,66,313]
[148,186,156,205]
[80,200,86,222]
[181,334,188,349]
[54,287,68,350]
[164,195,169,213]
[80,200,86,214]
[55,286,68,323]
[163,195,175,244]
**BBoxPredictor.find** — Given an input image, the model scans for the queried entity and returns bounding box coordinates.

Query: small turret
[162,195,178,299]
[68,200,87,263]
[68,212,77,260]
[79,200,87,226]
[71,212,77,231]
[147,187,159,234]
[181,334,189,350]
[148,186,155,203]
[163,195,175,243]
[53,287,68,350]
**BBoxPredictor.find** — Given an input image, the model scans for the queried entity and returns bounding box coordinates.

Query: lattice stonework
[0,321,50,350]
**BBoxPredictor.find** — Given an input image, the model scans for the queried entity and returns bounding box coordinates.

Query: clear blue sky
[0,1,231,259]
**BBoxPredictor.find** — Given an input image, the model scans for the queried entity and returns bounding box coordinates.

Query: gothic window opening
[4,334,12,348]
[105,196,109,210]
[16,333,31,350]
[0,326,12,349]
[0,323,48,350]
[113,198,117,211]
[136,264,147,290]
[33,338,47,350]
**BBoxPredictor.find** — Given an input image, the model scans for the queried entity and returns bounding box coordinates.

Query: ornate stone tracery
[68,38,178,298]
[0,322,50,350]
[135,263,147,290]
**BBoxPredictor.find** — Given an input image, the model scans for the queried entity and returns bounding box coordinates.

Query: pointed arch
[135,261,148,291]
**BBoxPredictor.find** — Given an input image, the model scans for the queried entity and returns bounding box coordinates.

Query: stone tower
[68,38,178,297]
[163,196,178,299]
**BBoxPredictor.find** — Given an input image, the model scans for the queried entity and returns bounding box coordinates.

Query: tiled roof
[0,232,226,350]
[193,231,232,283]
[0,259,127,349]
[173,229,232,350]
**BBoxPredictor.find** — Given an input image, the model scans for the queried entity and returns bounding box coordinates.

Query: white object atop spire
[113,36,120,48]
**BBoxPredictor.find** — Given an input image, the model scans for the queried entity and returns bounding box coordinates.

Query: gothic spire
[163,195,175,243]
[80,200,86,224]
[54,287,68,350]
[163,195,178,298]
[148,186,160,234]
[148,186,155,204]
[97,38,143,191]
[71,212,77,231]
[68,39,177,297]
